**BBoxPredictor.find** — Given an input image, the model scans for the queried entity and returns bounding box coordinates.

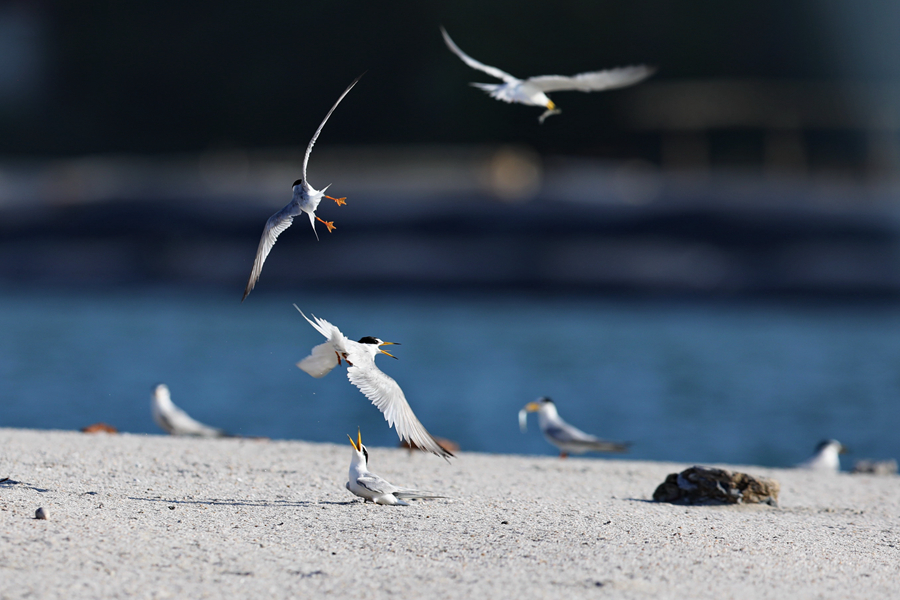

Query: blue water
[1,286,898,469]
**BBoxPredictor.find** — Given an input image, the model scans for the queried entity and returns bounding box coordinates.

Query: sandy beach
[0,428,896,599]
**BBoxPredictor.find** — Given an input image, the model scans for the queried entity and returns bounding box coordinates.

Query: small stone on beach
[35,507,48,520]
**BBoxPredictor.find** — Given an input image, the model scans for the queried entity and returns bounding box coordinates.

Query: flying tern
[151,383,226,437]
[441,27,654,123]
[242,75,362,301]
[294,306,453,460]
[796,439,847,472]
[346,429,447,505]
[520,396,629,458]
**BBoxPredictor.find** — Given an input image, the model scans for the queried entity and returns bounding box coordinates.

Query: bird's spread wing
[528,65,655,93]
[355,475,400,496]
[441,27,518,83]
[242,204,299,301]
[297,341,339,378]
[346,357,453,460]
[302,75,363,181]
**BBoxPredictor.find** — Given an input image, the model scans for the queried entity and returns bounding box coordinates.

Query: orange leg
[559,452,568,459]
[316,216,336,233]
[325,195,347,206]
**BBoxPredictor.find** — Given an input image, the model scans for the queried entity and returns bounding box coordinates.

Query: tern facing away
[294,306,454,460]
[441,27,654,123]
[242,75,362,301]
[346,430,447,505]
[151,383,226,437]
[520,397,629,458]
[796,439,847,472]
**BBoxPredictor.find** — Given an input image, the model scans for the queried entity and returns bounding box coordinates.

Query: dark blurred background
[2,1,900,295]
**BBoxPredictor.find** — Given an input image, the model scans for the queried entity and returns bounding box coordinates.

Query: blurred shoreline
[1,147,899,298]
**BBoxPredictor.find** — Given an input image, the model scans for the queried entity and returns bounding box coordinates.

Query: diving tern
[242,75,362,301]
[151,383,226,437]
[441,27,654,123]
[796,439,847,472]
[346,430,447,505]
[295,306,454,460]
[520,396,629,458]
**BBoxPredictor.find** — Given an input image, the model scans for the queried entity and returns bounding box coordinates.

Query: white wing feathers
[441,26,518,83]
[528,65,655,93]
[242,208,298,301]
[346,359,452,460]
[302,75,363,181]
[296,341,339,378]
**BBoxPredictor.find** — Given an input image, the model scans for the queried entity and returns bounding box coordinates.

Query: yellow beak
[546,100,556,110]
[525,402,542,412]
[347,429,362,451]
[379,341,399,359]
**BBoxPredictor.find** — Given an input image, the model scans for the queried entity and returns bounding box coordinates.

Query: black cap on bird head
[538,396,554,404]
[292,179,303,187]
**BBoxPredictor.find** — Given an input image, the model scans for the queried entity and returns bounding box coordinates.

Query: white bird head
[357,336,400,359]
[524,396,558,417]
[816,439,848,455]
[153,383,172,408]
[347,429,369,467]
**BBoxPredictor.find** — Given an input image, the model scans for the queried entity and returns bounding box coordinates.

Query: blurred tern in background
[520,397,629,458]
[796,439,847,472]
[441,27,654,123]
[151,383,226,437]
[242,75,362,301]
[294,306,454,460]
[346,430,447,505]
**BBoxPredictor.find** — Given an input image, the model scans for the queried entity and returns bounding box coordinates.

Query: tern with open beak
[295,306,453,460]
[346,430,447,505]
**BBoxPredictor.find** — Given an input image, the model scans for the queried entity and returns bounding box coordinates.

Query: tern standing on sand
[520,397,629,458]
[242,75,362,301]
[441,27,654,123]
[151,383,226,437]
[796,439,846,472]
[346,430,447,505]
[294,306,453,460]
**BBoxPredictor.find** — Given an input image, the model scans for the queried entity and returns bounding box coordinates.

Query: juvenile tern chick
[295,306,453,460]
[796,439,847,472]
[520,396,629,458]
[151,383,226,437]
[346,430,447,505]
[441,27,654,123]
[242,75,362,301]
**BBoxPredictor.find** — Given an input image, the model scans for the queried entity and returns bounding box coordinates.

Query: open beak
[347,429,362,451]
[379,341,400,359]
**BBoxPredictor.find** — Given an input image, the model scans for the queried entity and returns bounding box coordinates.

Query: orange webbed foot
[316,217,336,233]
[325,195,347,207]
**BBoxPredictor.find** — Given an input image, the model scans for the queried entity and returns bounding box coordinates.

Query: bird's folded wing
[546,424,628,452]
[297,341,340,378]
[356,475,399,496]
[243,208,296,301]
[529,65,655,93]
[441,27,518,83]
[394,488,447,500]
[346,360,453,460]
[167,405,223,437]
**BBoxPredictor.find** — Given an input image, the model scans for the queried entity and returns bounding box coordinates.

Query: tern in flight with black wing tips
[520,396,629,458]
[242,75,362,301]
[294,305,454,460]
[346,429,448,505]
[441,27,654,123]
